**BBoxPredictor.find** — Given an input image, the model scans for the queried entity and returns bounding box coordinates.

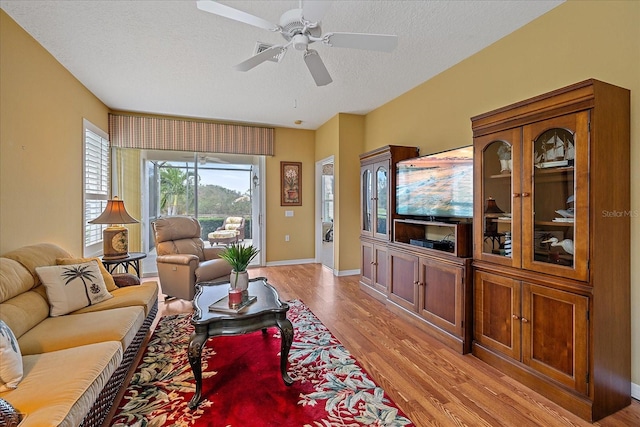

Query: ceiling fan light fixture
[293,34,309,51]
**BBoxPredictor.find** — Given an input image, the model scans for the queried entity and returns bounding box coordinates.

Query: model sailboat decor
[535,129,575,168]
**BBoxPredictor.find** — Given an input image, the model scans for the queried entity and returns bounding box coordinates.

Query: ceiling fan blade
[303,49,332,86]
[301,0,332,23]
[196,0,279,31]
[324,32,398,52]
[234,45,286,72]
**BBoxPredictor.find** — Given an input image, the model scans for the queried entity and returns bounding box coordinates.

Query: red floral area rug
[111,300,414,427]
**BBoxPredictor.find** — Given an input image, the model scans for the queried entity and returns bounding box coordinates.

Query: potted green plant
[218,243,259,302]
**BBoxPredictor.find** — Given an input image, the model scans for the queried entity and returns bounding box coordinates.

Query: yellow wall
[315,114,339,161]
[315,113,365,272]
[0,10,109,255]
[363,0,640,385]
[265,127,316,262]
[337,114,365,271]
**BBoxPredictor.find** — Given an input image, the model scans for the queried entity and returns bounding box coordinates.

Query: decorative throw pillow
[36,262,113,316]
[0,321,23,392]
[56,257,118,291]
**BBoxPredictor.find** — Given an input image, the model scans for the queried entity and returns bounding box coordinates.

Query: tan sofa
[0,243,159,427]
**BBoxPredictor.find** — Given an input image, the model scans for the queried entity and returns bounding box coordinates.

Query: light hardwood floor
[144,263,640,427]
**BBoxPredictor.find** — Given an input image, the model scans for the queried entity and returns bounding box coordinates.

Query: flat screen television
[396,145,473,219]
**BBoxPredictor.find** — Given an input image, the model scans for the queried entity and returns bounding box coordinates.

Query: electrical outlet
[285,235,290,242]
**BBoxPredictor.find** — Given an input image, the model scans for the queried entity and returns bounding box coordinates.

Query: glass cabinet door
[522,112,589,281]
[474,129,521,267]
[361,167,372,234]
[374,164,388,239]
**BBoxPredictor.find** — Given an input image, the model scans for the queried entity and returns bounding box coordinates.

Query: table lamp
[89,196,139,260]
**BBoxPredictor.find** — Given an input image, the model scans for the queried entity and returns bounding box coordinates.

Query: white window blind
[83,119,110,256]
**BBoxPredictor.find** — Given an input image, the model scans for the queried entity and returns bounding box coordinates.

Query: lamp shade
[88,196,139,225]
[484,197,504,214]
[89,197,138,260]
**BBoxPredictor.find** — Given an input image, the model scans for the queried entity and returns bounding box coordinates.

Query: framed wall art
[281,161,302,206]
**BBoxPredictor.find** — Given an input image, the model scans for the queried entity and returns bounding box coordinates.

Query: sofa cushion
[56,257,117,291]
[0,258,35,303]
[36,262,113,316]
[73,281,159,317]
[17,306,144,355]
[0,321,22,392]
[0,291,50,342]
[0,341,122,427]
[2,244,71,287]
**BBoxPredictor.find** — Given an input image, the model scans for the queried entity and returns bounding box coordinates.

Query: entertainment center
[360,145,475,354]
[359,79,631,421]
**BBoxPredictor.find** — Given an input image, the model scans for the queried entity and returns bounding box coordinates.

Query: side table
[101,252,147,278]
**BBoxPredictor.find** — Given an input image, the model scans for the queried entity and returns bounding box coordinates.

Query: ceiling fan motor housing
[279,8,321,42]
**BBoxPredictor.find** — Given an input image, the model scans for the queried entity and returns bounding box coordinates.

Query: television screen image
[396,145,473,218]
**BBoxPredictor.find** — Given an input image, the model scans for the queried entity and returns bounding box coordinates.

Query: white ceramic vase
[231,270,249,299]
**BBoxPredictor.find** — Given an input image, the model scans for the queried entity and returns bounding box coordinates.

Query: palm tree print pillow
[36,261,113,316]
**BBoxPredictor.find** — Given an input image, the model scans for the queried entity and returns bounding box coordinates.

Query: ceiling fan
[196,0,398,86]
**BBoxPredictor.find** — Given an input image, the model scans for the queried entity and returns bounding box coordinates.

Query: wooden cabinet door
[360,240,374,287]
[419,258,464,337]
[388,250,419,312]
[373,160,390,240]
[360,166,373,237]
[373,244,389,294]
[522,283,589,395]
[474,270,521,360]
[521,112,589,281]
[473,129,522,268]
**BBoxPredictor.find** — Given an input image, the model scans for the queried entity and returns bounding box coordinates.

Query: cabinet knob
[521,317,529,323]
[512,314,520,320]
[513,193,520,198]
[413,281,419,285]
[521,192,530,197]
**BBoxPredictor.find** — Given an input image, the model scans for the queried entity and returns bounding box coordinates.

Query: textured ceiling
[1,1,563,130]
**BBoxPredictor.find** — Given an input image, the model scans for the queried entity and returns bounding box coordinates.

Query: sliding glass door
[137,150,263,275]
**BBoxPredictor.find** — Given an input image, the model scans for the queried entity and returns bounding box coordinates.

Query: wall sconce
[88,196,139,259]
[253,173,259,188]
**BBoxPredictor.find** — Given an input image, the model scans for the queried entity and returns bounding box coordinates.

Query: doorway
[140,150,264,275]
[316,156,334,270]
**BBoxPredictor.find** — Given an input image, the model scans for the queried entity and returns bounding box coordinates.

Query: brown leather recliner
[153,216,232,300]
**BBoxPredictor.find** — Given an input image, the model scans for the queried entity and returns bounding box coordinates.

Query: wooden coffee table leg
[188,329,208,409]
[277,317,294,385]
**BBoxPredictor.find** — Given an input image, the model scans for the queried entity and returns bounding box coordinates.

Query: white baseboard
[335,269,360,277]
[632,381,640,401]
[264,261,359,278]
[265,258,315,267]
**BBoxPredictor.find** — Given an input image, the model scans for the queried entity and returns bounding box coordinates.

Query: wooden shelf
[394,219,472,258]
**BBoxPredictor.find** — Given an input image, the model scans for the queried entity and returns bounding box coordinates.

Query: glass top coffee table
[188,277,293,409]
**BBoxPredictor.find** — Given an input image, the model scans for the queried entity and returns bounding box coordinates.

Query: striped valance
[109,114,274,155]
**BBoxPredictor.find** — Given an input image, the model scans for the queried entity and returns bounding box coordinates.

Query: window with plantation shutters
[83,119,110,256]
